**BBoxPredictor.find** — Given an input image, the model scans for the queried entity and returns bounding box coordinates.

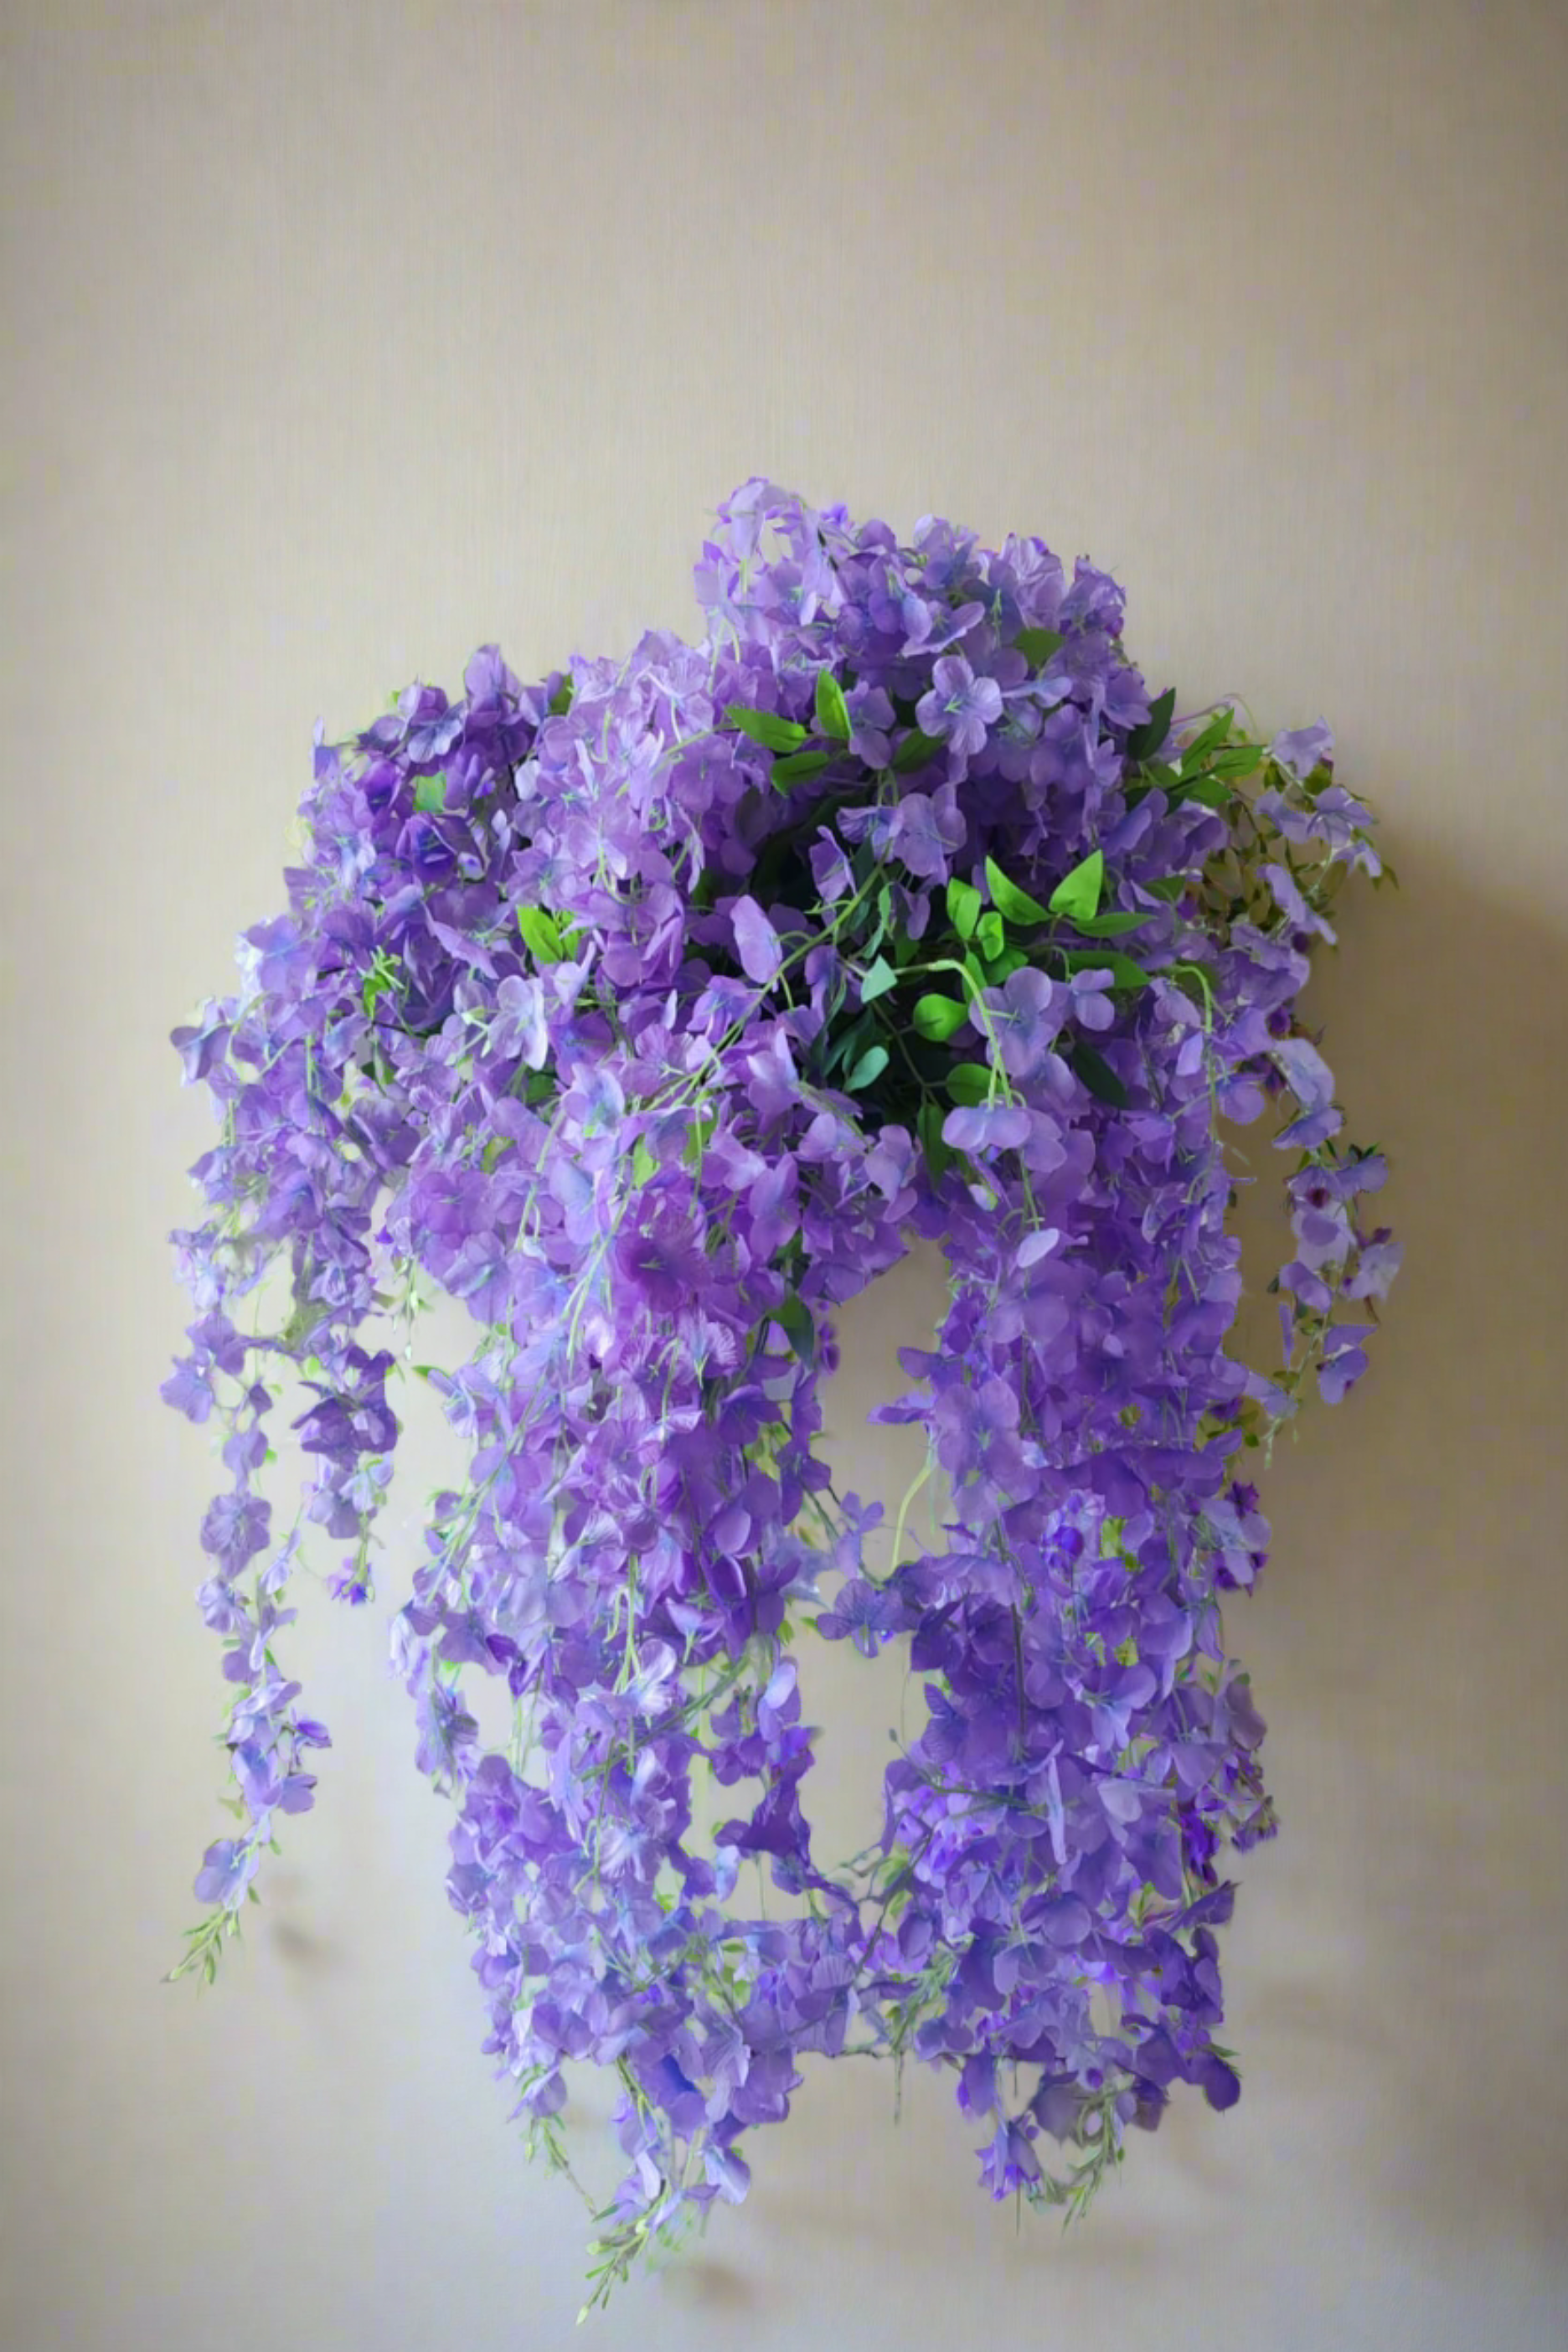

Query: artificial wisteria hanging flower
[162,480,1398,2311]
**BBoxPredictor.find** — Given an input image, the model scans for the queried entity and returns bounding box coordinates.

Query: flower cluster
[162,480,1397,2306]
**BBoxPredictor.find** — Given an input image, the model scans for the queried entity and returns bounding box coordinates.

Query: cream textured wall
[3,3,1565,2347]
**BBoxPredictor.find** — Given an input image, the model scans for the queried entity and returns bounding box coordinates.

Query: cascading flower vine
[162,479,1398,2309]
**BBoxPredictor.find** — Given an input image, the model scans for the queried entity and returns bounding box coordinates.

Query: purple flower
[161,1357,214,1424]
[193,1838,258,1908]
[983,967,1066,1080]
[1060,554,1126,637]
[885,784,967,881]
[1256,781,1380,875]
[1318,1324,1374,1404]
[730,895,782,985]
[169,1010,232,1085]
[916,656,1003,758]
[898,592,987,658]
[199,1491,271,1575]
[1066,967,1117,1032]
[488,974,549,1067]
[1268,720,1333,781]
[747,1158,799,1258]
[808,829,852,902]
[942,1101,1032,1157]
[414,1677,480,1783]
[1262,861,1336,944]
[397,812,462,880]
[817,1580,904,1658]
[977,2117,1042,2199]
[1344,1235,1402,1300]
[1271,1036,1343,1149]
[613,1197,710,1312]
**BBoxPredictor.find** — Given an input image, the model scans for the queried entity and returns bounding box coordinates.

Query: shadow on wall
[683,840,1568,2278]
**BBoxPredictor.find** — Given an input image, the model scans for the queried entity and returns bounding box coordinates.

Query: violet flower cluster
[162,480,1397,2304]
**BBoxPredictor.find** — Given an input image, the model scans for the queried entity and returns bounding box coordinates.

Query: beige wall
[3,3,1565,2346]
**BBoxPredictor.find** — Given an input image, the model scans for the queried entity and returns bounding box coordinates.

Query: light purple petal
[730,895,782,986]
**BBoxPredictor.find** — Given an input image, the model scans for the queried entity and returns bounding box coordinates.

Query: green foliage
[946,878,982,939]
[1125,684,1175,761]
[1067,1041,1128,1106]
[518,905,566,963]
[946,1062,993,1105]
[724,704,808,752]
[1048,849,1105,923]
[1069,910,1153,937]
[771,748,833,785]
[890,728,943,772]
[912,993,968,1042]
[917,1096,954,1181]
[1063,949,1149,991]
[984,856,1049,926]
[814,668,851,742]
[1013,626,1064,668]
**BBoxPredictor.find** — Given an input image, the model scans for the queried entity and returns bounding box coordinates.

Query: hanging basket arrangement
[162,479,1398,2308]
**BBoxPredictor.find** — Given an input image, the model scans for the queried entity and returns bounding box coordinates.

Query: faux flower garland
[162,479,1398,2308]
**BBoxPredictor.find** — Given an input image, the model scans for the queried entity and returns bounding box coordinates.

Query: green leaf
[1068,910,1153,936]
[814,668,851,743]
[631,1137,658,1185]
[946,1062,993,1106]
[361,959,398,1019]
[912,993,968,1042]
[1064,949,1150,990]
[413,772,446,812]
[845,1043,890,1091]
[1126,758,1182,807]
[771,1292,814,1362]
[1173,776,1232,809]
[859,955,899,1004]
[1125,686,1176,763]
[683,1114,717,1171]
[1068,1042,1129,1106]
[1209,743,1263,778]
[826,1008,878,1076]
[770,748,832,785]
[1177,707,1234,766]
[524,1070,555,1105]
[1144,874,1189,901]
[946,878,982,939]
[890,728,943,772]
[547,676,574,716]
[917,1096,954,1182]
[986,945,1029,982]
[984,855,1050,926]
[517,905,565,963]
[725,704,809,753]
[864,881,893,960]
[976,910,1005,961]
[1048,848,1105,922]
[1013,626,1064,668]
